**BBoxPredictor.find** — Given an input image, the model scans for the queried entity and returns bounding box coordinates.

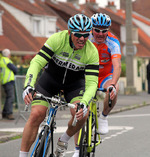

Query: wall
[0,1,32,33]
[118,57,149,94]
[133,17,150,37]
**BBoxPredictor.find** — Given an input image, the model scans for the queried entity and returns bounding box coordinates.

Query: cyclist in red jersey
[72,13,121,157]
[90,13,121,135]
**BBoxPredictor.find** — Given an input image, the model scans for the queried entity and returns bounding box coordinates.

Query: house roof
[120,0,150,19]
[2,0,56,16]
[0,4,46,52]
[0,0,150,58]
[132,0,150,19]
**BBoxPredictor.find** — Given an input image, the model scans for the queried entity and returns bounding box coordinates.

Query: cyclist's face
[69,31,89,50]
[92,27,109,43]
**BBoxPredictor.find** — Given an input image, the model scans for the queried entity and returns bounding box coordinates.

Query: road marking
[102,126,134,142]
[0,126,134,155]
[0,126,133,133]
[109,113,150,118]
[66,126,134,155]
[0,113,148,133]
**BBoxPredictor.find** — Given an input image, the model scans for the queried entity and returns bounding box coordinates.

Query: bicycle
[24,91,76,157]
[77,87,112,157]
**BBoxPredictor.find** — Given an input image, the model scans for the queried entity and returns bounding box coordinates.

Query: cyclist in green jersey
[19,14,99,157]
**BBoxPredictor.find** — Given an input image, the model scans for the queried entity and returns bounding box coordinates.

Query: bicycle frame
[77,99,101,153]
[29,92,76,157]
[30,103,58,157]
[77,88,112,156]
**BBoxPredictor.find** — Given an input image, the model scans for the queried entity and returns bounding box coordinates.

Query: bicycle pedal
[96,131,100,135]
[92,140,98,143]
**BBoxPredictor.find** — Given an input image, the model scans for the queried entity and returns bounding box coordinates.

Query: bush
[121,63,126,77]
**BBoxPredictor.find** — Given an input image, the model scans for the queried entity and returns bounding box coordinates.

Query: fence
[15,75,30,124]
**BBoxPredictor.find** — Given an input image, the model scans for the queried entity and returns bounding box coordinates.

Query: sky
[80,0,120,9]
[57,0,120,9]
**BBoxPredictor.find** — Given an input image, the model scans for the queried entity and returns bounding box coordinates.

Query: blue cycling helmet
[91,13,111,27]
[68,14,92,32]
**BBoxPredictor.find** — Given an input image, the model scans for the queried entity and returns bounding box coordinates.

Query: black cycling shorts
[32,72,85,106]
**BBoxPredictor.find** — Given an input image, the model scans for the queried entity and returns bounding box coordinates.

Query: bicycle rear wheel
[91,114,97,157]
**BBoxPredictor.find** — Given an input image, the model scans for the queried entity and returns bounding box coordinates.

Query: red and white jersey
[89,32,121,87]
[89,31,121,76]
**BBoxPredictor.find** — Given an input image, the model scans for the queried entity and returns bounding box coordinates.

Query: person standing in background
[146,60,150,94]
[0,49,18,120]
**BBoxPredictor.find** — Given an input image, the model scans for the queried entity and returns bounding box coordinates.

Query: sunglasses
[72,32,90,38]
[93,27,109,33]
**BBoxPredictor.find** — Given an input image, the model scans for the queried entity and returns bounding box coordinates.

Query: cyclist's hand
[107,84,116,100]
[76,103,88,120]
[23,86,35,105]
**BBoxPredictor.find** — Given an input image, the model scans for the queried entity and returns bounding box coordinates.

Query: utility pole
[0,51,2,119]
[0,81,2,119]
[124,0,136,95]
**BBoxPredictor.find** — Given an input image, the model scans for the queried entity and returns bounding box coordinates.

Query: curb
[110,102,150,115]
[0,132,22,143]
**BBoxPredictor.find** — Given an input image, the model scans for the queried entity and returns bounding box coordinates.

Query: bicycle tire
[79,125,86,157]
[44,132,52,157]
[32,126,49,157]
[79,122,90,157]
[91,114,97,157]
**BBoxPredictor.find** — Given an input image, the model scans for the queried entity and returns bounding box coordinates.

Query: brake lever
[108,87,113,107]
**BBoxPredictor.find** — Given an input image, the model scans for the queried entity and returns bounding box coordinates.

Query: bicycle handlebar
[97,87,113,107]
[24,91,77,126]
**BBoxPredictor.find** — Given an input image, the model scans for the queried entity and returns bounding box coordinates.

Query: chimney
[86,0,96,3]
[106,0,117,12]
[29,0,35,3]
[67,0,79,3]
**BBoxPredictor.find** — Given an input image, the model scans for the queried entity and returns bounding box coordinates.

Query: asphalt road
[1,105,150,157]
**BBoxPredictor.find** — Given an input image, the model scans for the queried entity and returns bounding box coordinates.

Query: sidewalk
[0,91,150,142]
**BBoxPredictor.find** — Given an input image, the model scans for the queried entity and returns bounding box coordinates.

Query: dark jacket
[147,62,150,80]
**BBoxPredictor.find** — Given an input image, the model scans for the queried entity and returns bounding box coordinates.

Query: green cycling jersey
[24,30,99,105]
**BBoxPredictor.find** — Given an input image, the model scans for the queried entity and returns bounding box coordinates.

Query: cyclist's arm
[80,47,99,106]
[81,71,99,106]
[110,37,122,86]
[24,33,58,88]
[24,54,48,87]
[111,57,121,85]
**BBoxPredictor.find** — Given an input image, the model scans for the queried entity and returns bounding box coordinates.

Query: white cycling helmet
[91,13,111,27]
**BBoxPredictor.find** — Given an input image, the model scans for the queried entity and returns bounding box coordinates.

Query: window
[33,19,42,36]
[0,11,4,36]
[132,27,138,43]
[45,17,57,37]
[32,15,57,37]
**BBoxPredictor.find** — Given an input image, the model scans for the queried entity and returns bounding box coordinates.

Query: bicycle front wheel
[79,122,90,157]
[44,132,52,157]
[31,131,45,157]
[31,125,51,157]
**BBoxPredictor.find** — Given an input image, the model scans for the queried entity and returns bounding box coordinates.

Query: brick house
[0,0,150,92]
